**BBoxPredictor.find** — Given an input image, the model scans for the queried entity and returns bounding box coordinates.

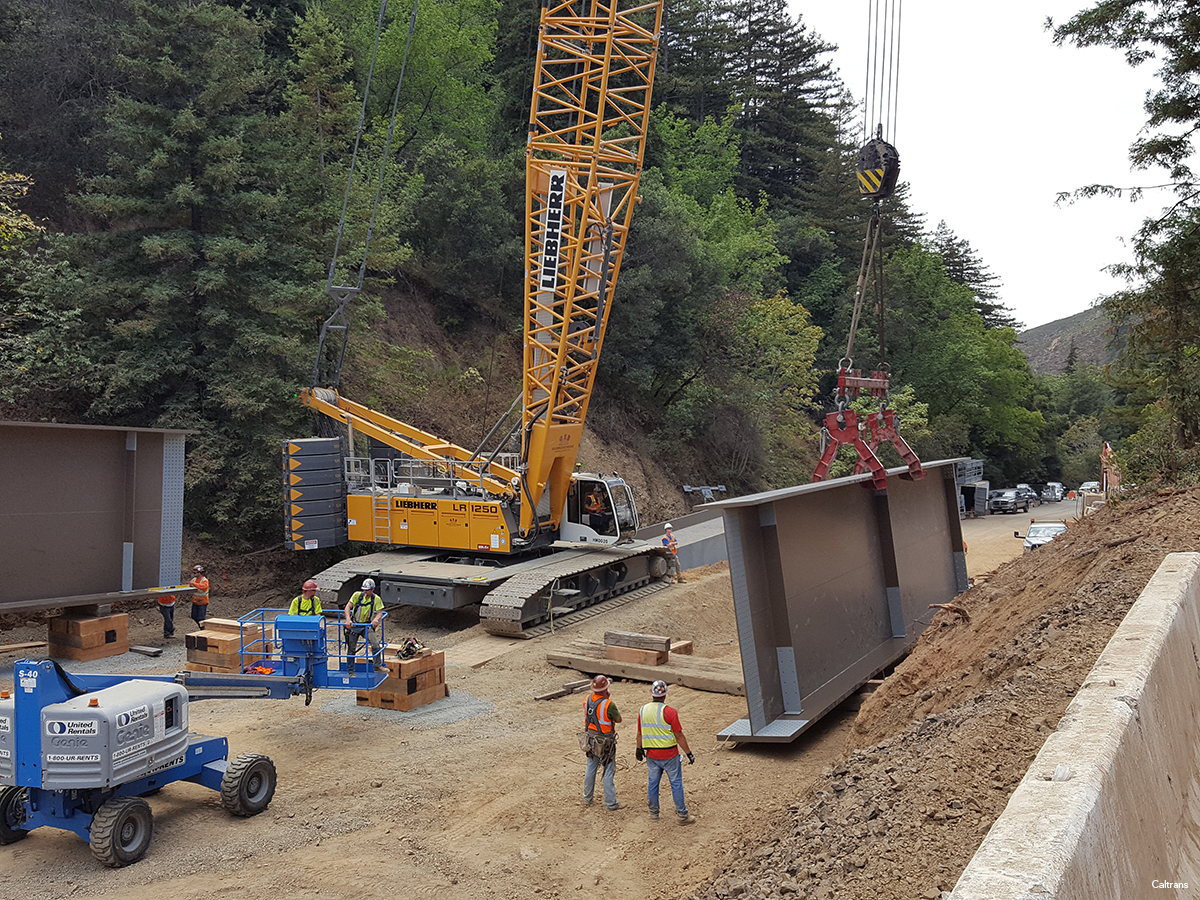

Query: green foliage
[1057,414,1103,488]
[0,0,128,220]
[1120,402,1200,487]
[882,243,1045,481]
[0,147,41,252]
[652,105,741,207]
[929,220,1017,329]
[29,0,333,544]
[322,0,499,155]
[1102,208,1200,449]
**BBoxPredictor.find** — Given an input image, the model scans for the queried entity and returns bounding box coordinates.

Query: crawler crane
[286,0,671,635]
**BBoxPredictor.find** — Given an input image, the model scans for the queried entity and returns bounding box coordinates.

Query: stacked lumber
[603,631,692,665]
[48,613,129,661]
[356,648,449,711]
[184,621,269,673]
[547,639,744,696]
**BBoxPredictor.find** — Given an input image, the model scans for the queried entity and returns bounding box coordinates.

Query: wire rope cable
[862,0,902,143]
[313,0,420,389]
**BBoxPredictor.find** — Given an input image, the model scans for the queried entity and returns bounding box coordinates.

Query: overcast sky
[792,1,1167,330]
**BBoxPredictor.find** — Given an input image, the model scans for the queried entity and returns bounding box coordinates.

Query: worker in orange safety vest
[582,674,622,810]
[662,523,684,583]
[189,565,210,628]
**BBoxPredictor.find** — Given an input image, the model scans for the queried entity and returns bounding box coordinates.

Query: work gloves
[686,752,695,764]
[635,747,645,762]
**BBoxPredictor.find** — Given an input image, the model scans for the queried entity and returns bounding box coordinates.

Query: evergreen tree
[55,0,328,542]
[0,0,129,221]
[725,0,840,213]
[929,220,1017,329]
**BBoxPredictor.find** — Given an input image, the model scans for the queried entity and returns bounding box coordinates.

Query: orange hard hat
[591,674,610,693]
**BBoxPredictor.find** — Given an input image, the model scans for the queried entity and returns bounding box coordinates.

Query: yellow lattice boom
[521,0,662,534]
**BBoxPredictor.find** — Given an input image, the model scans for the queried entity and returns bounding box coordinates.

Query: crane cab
[560,475,640,545]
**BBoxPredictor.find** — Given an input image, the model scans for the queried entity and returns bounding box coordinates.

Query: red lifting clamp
[812,365,924,491]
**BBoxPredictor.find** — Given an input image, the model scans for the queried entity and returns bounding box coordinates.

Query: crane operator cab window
[565,477,641,544]
[581,481,616,537]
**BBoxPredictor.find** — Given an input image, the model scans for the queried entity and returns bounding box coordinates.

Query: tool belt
[579,730,617,764]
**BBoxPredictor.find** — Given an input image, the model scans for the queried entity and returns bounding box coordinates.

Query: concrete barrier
[950,552,1200,899]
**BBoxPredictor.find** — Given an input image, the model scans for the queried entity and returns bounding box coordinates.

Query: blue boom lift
[0,612,385,867]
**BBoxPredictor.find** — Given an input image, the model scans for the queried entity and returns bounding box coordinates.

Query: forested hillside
[1017,305,1122,376]
[0,0,1187,549]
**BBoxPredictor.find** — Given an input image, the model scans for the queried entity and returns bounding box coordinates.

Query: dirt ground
[2,489,1197,900]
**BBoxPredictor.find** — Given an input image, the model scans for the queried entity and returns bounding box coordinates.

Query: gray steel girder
[708,459,968,743]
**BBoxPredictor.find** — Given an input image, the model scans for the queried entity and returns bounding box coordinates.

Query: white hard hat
[361,578,376,591]
[651,680,668,698]
[664,523,673,530]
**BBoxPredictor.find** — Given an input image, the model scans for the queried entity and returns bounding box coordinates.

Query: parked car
[1041,482,1064,502]
[989,489,1029,514]
[1014,484,1041,507]
[1079,481,1101,493]
[1016,521,1068,552]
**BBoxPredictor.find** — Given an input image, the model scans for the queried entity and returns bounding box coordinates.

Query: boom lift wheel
[89,795,153,867]
[221,753,277,817]
[0,786,29,844]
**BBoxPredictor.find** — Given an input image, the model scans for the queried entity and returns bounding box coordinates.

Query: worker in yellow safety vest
[189,565,210,628]
[289,579,323,615]
[343,578,386,676]
[635,680,695,824]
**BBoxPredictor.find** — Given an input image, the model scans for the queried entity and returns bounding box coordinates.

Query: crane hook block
[857,138,900,200]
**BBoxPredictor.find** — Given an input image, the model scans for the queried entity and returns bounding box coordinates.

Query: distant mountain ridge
[1016,305,1124,375]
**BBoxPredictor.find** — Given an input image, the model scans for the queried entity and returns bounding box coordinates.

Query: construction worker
[583,485,612,536]
[156,592,176,639]
[189,565,210,627]
[343,578,386,675]
[582,674,622,810]
[662,523,684,583]
[289,579,323,616]
[635,680,695,824]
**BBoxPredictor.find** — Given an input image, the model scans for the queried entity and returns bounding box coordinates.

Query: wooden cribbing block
[48,614,129,660]
[185,631,243,654]
[186,648,243,670]
[49,637,129,662]
[49,613,128,640]
[356,683,449,711]
[366,667,445,697]
[605,644,668,666]
[669,640,694,656]
[202,618,266,639]
[604,631,671,652]
[184,662,214,673]
[385,650,445,679]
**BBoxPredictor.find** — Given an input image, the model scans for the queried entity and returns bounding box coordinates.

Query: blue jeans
[158,604,175,637]
[191,603,207,626]
[584,755,617,809]
[647,753,688,817]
